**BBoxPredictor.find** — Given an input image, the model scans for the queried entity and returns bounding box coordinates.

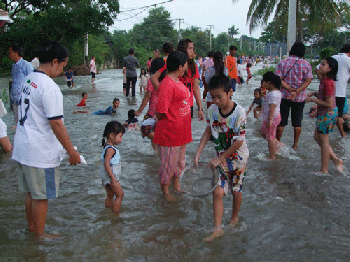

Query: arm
[267,104,277,128]
[246,103,254,115]
[194,126,212,165]
[305,96,334,108]
[210,139,244,169]
[135,91,151,116]
[192,78,204,121]
[296,78,312,93]
[151,71,161,91]
[49,119,80,165]
[104,148,117,186]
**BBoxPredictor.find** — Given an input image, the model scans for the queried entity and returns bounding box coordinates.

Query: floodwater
[1,67,350,261]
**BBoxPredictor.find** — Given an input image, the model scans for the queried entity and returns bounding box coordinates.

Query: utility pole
[174,18,184,42]
[208,25,214,50]
[84,34,88,65]
[287,0,297,53]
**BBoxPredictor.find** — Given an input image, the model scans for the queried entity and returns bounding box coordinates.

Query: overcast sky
[112,0,263,39]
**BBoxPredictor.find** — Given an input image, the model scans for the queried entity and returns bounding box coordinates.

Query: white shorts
[99,163,121,186]
[0,118,7,138]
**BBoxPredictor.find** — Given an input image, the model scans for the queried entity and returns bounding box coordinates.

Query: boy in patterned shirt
[194,74,249,241]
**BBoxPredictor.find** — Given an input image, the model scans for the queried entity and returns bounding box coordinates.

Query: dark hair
[289,42,305,58]
[254,88,261,95]
[140,68,147,77]
[162,42,174,54]
[167,51,187,72]
[207,51,214,57]
[208,74,232,93]
[151,57,166,82]
[102,121,125,147]
[247,63,252,68]
[177,39,196,77]
[82,92,87,98]
[340,44,350,54]
[112,98,119,103]
[128,109,136,119]
[128,48,135,55]
[92,55,95,59]
[10,44,23,57]
[37,41,68,63]
[324,57,338,81]
[213,51,224,75]
[262,71,282,89]
[148,57,152,60]
[229,46,238,51]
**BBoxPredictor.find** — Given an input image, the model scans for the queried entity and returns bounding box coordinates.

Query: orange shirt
[225,56,238,79]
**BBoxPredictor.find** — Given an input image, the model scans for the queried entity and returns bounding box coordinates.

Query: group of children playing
[67,49,343,242]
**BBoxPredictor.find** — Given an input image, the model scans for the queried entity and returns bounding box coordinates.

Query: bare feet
[335,159,344,172]
[203,228,224,242]
[38,233,61,239]
[266,156,276,160]
[291,144,298,150]
[164,193,177,202]
[229,218,239,228]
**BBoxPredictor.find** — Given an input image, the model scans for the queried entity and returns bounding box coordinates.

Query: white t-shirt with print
[12,70,64,168]
[206,103,249,167]
[262,90,282,121]
[332,53,350,97]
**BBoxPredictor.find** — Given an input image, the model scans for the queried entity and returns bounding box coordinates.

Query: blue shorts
[231,78,236,92]
[316,107,338,134]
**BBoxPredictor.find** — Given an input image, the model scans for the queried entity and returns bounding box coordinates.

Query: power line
[119,0,175,13]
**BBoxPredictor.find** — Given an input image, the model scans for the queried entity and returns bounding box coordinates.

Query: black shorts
[123,83,127,90]
[336,97,346,118]
[191,106,193,118]
[278,98,305,127]
[67,79,73,87]
[91,72,95,78]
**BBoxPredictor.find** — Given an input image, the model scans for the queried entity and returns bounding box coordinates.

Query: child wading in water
[259,72,282,159]
[194,74,249,242]
[246,63,252,84]
[100,121,125,215]
[305,57,343,173]
[246,88,263,119]
[139,68,148,94]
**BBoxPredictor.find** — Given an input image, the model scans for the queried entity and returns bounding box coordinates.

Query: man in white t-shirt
[332,44,350,137]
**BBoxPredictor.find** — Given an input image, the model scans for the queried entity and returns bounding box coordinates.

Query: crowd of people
[1,39,349,242]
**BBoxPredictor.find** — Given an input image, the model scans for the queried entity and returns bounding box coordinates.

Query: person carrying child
[139,68,148,94]
[123,109,140,131]
[305,57,343,173]
[259,72,282,159]
[65,68,74,88]
[246,88,263,119]
[100,121,125,216]
[93,98,119,115]
[154,51,192,202]
[194,74,249,242]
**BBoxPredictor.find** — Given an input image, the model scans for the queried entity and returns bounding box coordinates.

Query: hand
[287,91,296,100]
[305,97,314,103]
[210,157,222,170]
[68,151,81,165]
[135,110,141,116]
[306,92,314,97]
[193,154,200,167]
[198,110,204,121]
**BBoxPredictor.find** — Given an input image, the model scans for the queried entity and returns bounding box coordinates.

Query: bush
[319,47,334,60]
[255,66,276,76]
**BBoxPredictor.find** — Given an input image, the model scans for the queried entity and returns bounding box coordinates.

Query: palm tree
[234,0,344,41]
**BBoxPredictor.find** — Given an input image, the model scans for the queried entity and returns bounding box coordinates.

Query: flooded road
[1,67,350,261]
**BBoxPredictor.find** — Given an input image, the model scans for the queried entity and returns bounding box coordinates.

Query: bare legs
[336,117,347,138]
[276,126,301,150]
[314,130,343,173]
[0,136,12,153]
[203,187,242,242]
[161,176,181,202]
[105,182,124,215]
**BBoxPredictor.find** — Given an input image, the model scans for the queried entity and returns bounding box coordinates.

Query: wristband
[198,108,203,111]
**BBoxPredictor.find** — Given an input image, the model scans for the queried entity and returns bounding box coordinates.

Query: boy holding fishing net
[194,74,249,241]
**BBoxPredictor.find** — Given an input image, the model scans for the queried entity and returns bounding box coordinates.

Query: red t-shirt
[146,79,158,117]
[77,98,86,107]
[317,76,336,117]
[154,76,192,147]
[159,63,200,106]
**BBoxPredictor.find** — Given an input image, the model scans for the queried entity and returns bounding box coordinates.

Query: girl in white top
[139,68,148,94]
[100,121,125,216]
[260,72,282,159]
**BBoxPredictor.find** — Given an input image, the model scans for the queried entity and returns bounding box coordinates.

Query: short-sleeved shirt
[123,55,140,77]
[262,90,282,121]
[11,58,34,104]
[154,76,192,147]
[332,53,350,97]
[202,58,214,72]
[252,97,263,108]
[317,76,336,117]
[275,56,313,102]
[225,56,238,79]
[12,70,64,168]
[65,71,74,81]
[206,103,249,167]
[146,79,158,117]
[178,64,200,107]
[90,59,96,73]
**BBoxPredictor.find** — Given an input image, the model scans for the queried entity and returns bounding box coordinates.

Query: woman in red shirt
[154,51,192,202]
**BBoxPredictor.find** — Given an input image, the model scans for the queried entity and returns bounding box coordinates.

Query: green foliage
[181,26,209,57]
[0,87,9,103]
[255,66,276,76]
[319,47,334,60]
